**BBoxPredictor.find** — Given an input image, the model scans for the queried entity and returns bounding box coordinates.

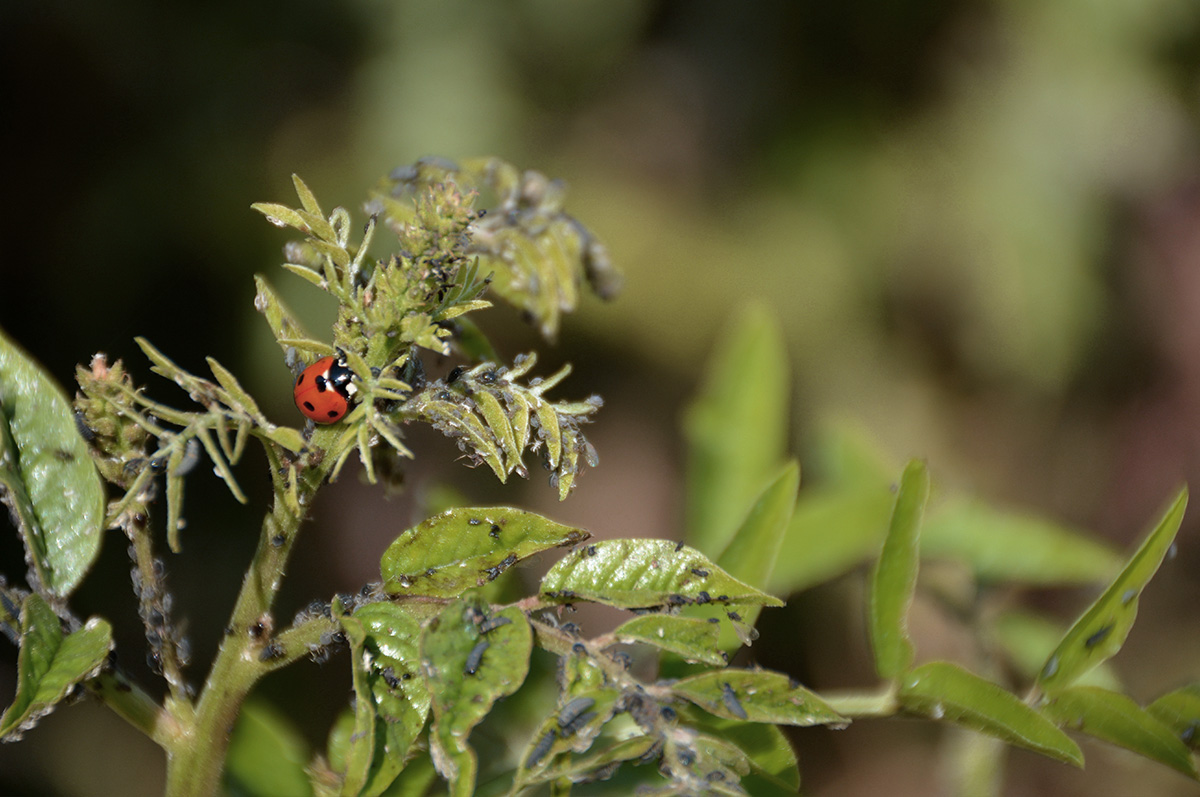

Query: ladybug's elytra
[294,355,356,423]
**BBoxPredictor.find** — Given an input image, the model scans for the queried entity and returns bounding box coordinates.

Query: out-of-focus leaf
[683,305,789,558]
[225,700,312,797]
[0,594,112,740]
[611,615,724,665]
[381,507,588,598]
[991,611,1120,691]
[868,460,929,680]
[1147,684,1200,750]
[540,539,783,610]
[899,661,1082,767]
[771,485,895,594]
[710,460,798,636]
[422,602,532,797]
[1037,488,1187,695]
[923,498,1122,585]
[671,669,844,727]
[1042,686,1197,778]
[0,328,106,596]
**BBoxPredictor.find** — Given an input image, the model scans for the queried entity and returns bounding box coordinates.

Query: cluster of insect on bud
[401,353,601,498]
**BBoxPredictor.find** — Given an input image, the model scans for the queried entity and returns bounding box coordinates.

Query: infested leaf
[423,602,532,797]
[671,669,844,727]
[1042,686,1197,778]
[1146,684,1200,750]
[382,507,588,598]
[1037,488,1187,695]
[541,539,784,611]
[0,594,113,740]
[611,615,724,666]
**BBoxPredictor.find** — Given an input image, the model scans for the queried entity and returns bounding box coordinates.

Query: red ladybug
[293,355,356,423]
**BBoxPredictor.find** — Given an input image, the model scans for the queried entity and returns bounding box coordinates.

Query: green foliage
[0,594,112,740]
[868,459,929,680]
[0,329,105,596]
[898,661,1082,767]
[0,157,1196,797]
[1035,488,1187,695]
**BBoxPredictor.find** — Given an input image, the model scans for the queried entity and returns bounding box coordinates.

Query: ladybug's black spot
[303,401,316,412]
[326,409,340,419]
[315,375,328,392]
[296,372,306,385]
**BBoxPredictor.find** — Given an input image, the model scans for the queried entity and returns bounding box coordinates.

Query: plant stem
[163,441,323,797]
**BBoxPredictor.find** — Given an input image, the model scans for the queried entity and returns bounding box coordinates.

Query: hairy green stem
[163,438,332,797]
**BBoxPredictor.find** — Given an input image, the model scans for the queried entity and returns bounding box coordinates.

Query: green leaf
[611,615,724,666]
[523,734,657,785]
[678,707,801,794]
[225,700,312,797]
[1037,488,1188,695]
[1147,684,1200,750]
[253,275,319,356]
[670,461,799,664]
[770,484,895,594]
[339,603,431,797]
[712,460,799,629]
[422,602,532,797]
[683,305,789,557]
[868,460,930,680]
[0,594,113,740]
[0,328,106,596]
[899,661,1082,767]
[671,669,845,727]
[540,539,784,610]
[381,507,589,598]
[923,498,1122,585]
[991,611,1120,691]
[1042,686,1197,778]
[515,689,624,783]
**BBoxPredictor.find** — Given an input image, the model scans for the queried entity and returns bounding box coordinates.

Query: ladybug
[293,355,356,423]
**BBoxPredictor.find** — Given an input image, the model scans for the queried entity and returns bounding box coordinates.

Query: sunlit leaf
[225,700,312,797]
[0,328,106,596]
[868,460,929,680]
[381,507,588,598]
[671,669,844,727]
[899,661,1082,767]
[340,603,430,797]
[541,539,783,610]
[611,615,724,666]
[1042,686,1197,778]
[1037,488,1187,695]
[683,305,789,558]
[422,602,532,797]
[0,594,112,740]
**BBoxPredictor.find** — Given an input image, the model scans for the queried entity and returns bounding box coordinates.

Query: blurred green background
[3,0,1200,794]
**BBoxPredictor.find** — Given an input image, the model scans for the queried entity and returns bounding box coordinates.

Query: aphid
[464,639,489,675]
[721,682,747,720]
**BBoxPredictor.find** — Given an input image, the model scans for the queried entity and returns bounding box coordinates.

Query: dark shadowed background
[3,1,1200,794]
